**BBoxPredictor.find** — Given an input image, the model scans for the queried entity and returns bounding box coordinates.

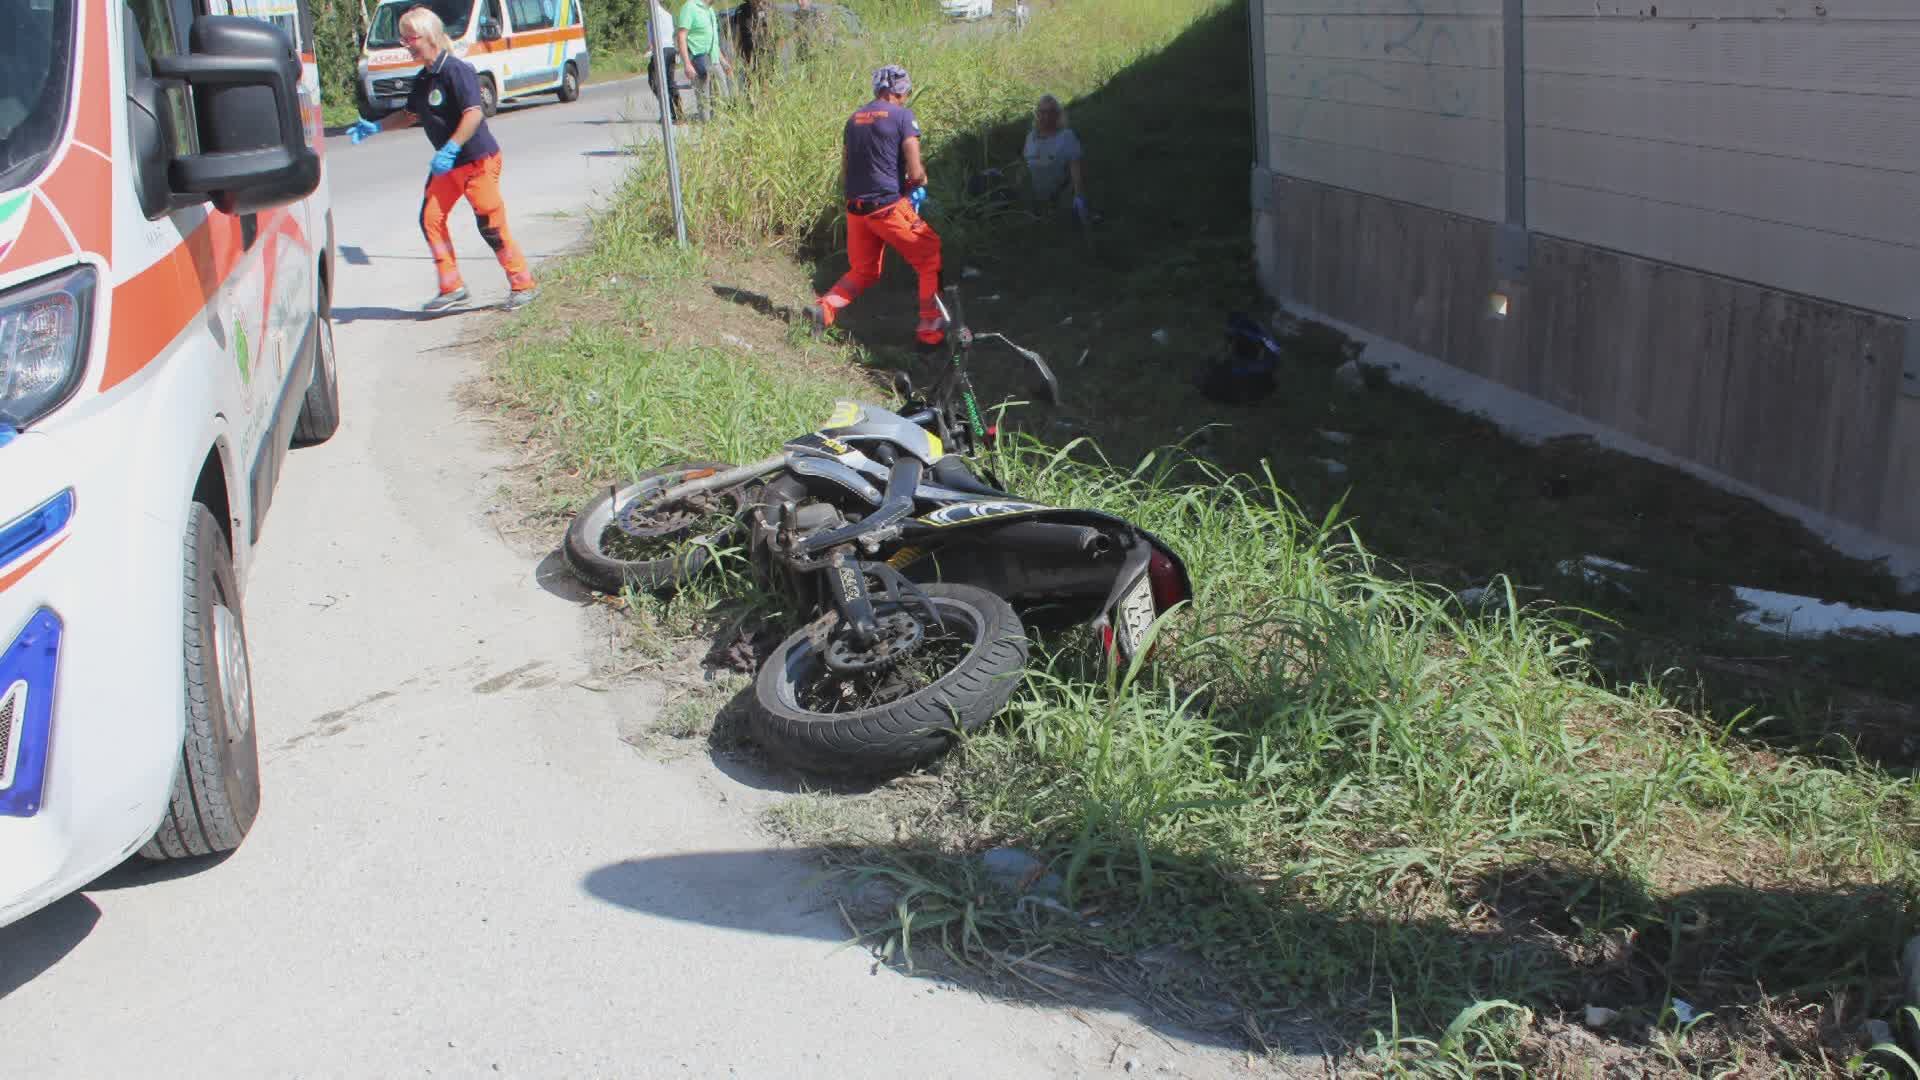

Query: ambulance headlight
[0,265,96,429]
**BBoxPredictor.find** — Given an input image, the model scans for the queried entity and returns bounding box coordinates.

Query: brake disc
[823,612,925,674]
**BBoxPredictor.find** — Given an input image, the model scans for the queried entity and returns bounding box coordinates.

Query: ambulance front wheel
[557,62,581,103]
[140,503,262,861]
[479,74,499,117]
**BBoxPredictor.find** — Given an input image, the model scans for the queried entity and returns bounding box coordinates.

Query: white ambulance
[0,0,336,927]
[356,0,591,119]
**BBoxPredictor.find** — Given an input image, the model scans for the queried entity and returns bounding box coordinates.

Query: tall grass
[861,436,1920,1053]
[602,0,1229,252]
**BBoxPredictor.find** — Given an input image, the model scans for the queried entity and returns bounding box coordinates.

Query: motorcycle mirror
[1022,346,1062,407]
[892,370,914,400]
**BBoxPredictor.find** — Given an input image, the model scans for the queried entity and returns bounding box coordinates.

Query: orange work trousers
[419,152,534,295]
[820,198,944,344]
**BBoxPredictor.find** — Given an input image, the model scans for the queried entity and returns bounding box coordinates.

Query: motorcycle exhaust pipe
[984,522,1113,558]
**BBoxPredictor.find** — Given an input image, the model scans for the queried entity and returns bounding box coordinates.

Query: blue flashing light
[0,609,61,818]
[0,488,74,569]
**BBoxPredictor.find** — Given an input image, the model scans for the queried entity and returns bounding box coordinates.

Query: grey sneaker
[421,286,469,314]
[504,286,540,311]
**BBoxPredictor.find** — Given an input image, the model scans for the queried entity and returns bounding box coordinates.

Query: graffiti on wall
[1276,0,1483,138]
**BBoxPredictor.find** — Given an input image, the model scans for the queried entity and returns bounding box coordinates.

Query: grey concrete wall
[1253,171,1920,552]
[1253,0,1920,558]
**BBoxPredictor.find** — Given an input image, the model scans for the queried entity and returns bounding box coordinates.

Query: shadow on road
[333,305,482,325]
[578,846,1291,1056]
[0,894,100,1000]
[532,548,596,604]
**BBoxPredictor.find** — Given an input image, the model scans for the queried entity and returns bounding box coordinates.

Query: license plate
[1113,572,1156,656]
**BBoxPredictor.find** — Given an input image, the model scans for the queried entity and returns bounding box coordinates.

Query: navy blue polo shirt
[843,100,921,204]
[406,52,501,166]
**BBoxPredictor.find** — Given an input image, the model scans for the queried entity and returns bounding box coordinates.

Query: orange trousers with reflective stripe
[419,152,534,295]
[820,199,944,344]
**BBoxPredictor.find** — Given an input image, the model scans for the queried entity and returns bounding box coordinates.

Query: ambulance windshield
[366,0,477,49]
[0,0,75,194]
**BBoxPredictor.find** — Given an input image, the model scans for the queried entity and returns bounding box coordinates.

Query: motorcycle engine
[790,501,844,534]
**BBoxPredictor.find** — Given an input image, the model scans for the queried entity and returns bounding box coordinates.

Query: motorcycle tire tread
[748,583,1029,777]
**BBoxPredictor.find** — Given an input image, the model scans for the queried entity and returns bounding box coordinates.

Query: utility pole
[653,46,687,247]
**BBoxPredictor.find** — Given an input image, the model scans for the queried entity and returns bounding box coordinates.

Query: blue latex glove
[908,185,928,214]
[1072,194,1089,223]
[430,140,461,175]
[347,118,379,145]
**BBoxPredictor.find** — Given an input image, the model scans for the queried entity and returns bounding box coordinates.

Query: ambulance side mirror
[151,16,320,216]
[479,20,504,42]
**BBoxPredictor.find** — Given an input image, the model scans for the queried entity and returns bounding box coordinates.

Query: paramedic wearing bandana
[346,6,538,313]
[805,65,945,349]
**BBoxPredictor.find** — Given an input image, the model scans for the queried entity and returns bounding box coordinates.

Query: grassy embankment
[486,1,1920,1073]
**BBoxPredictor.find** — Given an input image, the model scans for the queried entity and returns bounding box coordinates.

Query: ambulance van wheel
[292,314,340,446]
[141,503,262,861]
[480,75,499,116]
[557,62,581,102]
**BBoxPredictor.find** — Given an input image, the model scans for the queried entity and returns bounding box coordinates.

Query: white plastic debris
[1075,348,1090,368]
[961,265,983,279]
[1058,315,1073,326]
[1670,999,1698,1024]
[1311,457,1348,479]
[1733,586,1920,639]
[1317,429,1353,446]
[1150,328,1170,346]
[941,0,993,19]
[1555,555,1640,589]
[1583,1005,1619,1029]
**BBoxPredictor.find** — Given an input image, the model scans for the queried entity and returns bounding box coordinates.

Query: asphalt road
[1,79,1263,1078]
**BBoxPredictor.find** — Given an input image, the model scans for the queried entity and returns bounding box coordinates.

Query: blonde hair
[398,6,457,52]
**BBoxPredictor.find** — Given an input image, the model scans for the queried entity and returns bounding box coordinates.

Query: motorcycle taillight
[1147,549,1186,611]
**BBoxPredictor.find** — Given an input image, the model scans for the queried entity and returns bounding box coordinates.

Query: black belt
[846,195,901,215]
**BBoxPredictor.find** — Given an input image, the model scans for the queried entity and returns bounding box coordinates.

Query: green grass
[484,0,1920,1072]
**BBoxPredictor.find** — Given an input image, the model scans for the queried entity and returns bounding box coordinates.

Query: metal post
[1494,0,1529,278]
[653,48,688,248]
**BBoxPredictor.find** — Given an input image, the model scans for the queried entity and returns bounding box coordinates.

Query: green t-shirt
[676,0,718,57]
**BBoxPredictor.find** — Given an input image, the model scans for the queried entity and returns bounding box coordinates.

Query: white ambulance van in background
[0,0,338,928]
[356,0,590,119]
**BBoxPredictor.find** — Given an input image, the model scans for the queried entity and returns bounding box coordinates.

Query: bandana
[872,64,912,98]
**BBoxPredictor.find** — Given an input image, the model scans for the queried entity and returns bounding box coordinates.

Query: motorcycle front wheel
[563,462,745,595]
[748,583,1030,776]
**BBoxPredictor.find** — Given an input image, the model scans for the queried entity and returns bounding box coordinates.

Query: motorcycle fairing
[820,400,947,466]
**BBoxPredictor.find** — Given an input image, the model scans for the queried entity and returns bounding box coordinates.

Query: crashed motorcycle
[563,285,1192,775]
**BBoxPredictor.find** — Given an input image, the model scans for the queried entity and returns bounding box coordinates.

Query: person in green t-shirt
[675,0,729,122]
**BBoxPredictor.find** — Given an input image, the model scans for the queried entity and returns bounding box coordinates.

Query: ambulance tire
[292,314,340,447]
[140,503,262,861]
[558,62,581,102]
[479,75,499,117]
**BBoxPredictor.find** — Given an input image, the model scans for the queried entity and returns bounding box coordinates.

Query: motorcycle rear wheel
[563,462,744,595]
[748,583,1029,776]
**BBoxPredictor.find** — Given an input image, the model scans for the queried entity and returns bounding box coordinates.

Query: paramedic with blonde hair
[346,6,538,313]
